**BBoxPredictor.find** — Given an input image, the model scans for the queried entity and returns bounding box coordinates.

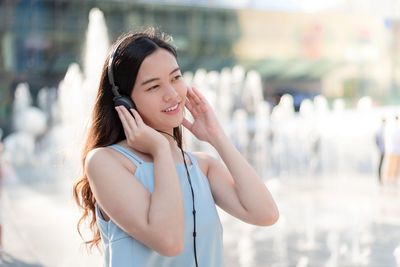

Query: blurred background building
[1,0,400,136]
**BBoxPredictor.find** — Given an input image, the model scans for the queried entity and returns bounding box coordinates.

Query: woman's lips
[163,103,180,115]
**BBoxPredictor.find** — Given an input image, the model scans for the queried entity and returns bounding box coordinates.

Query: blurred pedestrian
[73,29,279,267]
[375,118,386,184]
[385,116,400,184]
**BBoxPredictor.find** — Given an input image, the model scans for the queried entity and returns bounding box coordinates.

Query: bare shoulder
[192,151,219,177]
[192,151,214,163]
[86,147,114,166]
[85,147,137,178]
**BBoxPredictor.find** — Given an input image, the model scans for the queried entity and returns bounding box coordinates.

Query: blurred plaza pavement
[0,171,103,267]
[1,168,400,266]
[221,173,400,267]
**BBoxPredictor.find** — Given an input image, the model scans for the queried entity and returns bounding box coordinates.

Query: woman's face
[131,48,187,131]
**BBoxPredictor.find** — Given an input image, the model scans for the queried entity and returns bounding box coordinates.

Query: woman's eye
[172,75,181,81]
[147,85,158,91]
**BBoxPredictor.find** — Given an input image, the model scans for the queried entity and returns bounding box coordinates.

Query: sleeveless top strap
[184,151,197,167]
[108,144,144,165]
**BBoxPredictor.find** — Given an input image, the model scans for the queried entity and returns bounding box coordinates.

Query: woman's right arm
[86,146,184,256]
[85,107,185,257]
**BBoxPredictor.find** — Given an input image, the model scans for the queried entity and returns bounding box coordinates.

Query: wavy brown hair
[73,29,183,250]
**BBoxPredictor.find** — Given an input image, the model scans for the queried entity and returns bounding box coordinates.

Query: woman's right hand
[115,106,169,156]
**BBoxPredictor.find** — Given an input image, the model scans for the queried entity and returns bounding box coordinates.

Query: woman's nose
[163,85,179,101]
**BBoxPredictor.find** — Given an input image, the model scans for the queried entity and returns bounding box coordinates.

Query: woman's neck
[156,130,178,150]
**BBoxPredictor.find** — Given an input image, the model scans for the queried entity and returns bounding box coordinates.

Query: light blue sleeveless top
[95,144,224,267]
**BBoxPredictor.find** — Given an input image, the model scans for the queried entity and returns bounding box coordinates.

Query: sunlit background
[1,0,400,266]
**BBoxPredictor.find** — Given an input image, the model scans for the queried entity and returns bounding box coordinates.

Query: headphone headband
[107,36,137,112]
[108,37,128,97]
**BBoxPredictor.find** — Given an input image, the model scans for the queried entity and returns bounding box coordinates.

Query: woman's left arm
[183,87,279,226]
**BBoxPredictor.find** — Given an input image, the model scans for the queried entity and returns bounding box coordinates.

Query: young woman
[73,29,279,267]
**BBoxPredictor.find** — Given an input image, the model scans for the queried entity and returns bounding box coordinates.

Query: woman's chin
[156,120,182,131]
[170,116,184,128]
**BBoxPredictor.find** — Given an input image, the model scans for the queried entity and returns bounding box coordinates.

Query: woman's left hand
[182,87,224,145]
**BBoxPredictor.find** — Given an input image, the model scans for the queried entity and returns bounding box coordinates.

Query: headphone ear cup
[113,96,137,111]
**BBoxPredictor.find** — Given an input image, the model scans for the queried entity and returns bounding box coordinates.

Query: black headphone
[107,37,137,111]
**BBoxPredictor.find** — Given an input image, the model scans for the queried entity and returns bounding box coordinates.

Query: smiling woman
[73,27,279,267]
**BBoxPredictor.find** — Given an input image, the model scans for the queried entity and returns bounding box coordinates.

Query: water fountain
[55,8,109,172]
[3,83,46,168]
[4,8,110,181]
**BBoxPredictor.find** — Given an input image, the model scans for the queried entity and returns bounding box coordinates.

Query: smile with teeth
[163,103,179,112]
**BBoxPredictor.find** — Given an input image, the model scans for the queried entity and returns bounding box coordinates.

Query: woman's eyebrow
[141,77,158,86]
[170,67,180,74]
[141,67,181,86]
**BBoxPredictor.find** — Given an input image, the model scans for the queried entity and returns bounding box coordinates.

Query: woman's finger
[116,106,138,132]
[185,98,198,118]
[190,87,209,113]
[115,106,133,136]
[120,105,139,130]
[192,87,209,112]
[130,109,144,127]
[192,87,207,103]
[188,87,201,105]
[187,92,205,114]
[181,117,193,131]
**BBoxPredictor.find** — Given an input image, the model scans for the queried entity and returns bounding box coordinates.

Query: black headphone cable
[156,130,199,267]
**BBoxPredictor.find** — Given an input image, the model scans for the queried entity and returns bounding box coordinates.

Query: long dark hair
[73,28,182,250]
